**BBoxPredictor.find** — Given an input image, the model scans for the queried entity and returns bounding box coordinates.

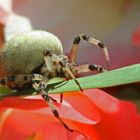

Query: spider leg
[32,78,73,132]
[0,76,12,85]
[42,90,73,132]
[0,75,22,85]
[60,93,63,103]
[69,34,110,69]
[32,71,63,103]
[0,74,32,89]
[64,64,83,92]
[77,64,107,74]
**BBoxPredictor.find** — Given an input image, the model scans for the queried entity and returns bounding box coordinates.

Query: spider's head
[42,49,83,91]
[41,49,78,78]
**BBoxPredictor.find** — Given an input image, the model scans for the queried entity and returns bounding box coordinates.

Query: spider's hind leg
[69,34,110,69]
[77,64,107,74]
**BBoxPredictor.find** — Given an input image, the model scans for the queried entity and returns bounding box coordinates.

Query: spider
[0,30,110,132]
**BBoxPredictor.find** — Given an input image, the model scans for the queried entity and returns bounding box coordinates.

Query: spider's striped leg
[0,75,16,85]
[69,34,110,69]
[60,93,63,103]
[34,81,73,132]
[77,64,107,74]
[0,75,31,89]
[31,73,62,103]
[42,91,73,132]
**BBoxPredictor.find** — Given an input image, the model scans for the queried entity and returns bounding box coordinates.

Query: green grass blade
[0,64,140,97]
[47,64,140,93]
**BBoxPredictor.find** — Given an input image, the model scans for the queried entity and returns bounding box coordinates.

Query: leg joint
[52,110,59,118]
[98,42,105,48]
[88,64,105,72]
[81,34,89,41]
[73,36,80,44]
[73,34,89,44]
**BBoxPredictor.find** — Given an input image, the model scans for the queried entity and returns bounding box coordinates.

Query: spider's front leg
[69,34,110,69]
[31,75,73,132]
[41,89,73,132]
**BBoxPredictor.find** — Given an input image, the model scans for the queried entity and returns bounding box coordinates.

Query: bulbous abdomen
[2,30,63,75]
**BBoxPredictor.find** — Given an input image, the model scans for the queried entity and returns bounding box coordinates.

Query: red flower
[0,89,140,140]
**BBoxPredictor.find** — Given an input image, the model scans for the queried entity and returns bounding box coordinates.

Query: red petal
[63,91,101,123]
[1,89,140,139]
[0,96,97,124]
[0,96,48,110]
[0,109,95,140]
[36,123,91,140]
[85,89,140,140]
[0,95,100,139]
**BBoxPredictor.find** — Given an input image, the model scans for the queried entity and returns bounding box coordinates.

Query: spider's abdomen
[2,30,63,75]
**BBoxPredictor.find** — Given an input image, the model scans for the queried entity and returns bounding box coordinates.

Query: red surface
[0,89,140,140]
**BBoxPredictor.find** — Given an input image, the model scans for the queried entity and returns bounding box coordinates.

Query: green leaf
[0,64,140,98]
[47,64,140,94]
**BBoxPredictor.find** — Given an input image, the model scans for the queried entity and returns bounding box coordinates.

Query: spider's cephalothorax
[0,30,110,132]
[41,50,78,79]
